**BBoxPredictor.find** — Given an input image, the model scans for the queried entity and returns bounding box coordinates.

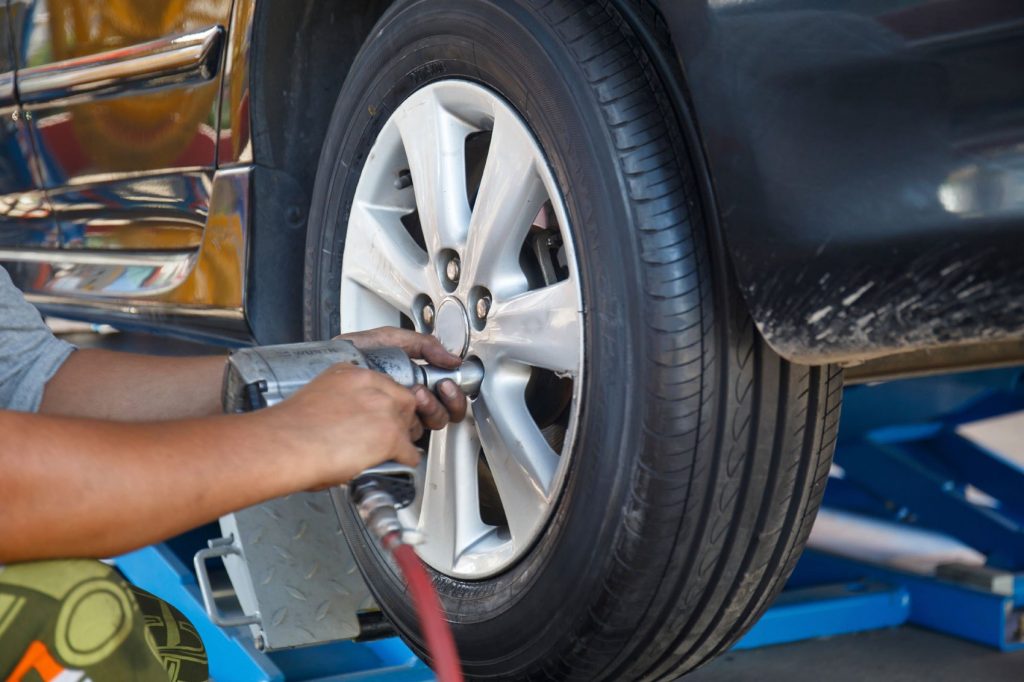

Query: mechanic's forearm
[40,349,227,420]
[0,410,302,563]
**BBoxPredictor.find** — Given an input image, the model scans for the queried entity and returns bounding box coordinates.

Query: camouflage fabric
[0,560,208,681]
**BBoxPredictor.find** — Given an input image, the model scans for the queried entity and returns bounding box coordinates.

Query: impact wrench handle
[222,338,483,412]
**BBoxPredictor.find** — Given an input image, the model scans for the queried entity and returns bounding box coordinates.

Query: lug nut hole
[415,294,436,332]
[440,250,461,292]
[470,286,492,331]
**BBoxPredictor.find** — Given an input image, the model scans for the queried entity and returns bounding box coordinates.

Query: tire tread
[520,1,843,679]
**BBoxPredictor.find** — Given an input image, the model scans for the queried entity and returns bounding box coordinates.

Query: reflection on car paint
[0,0,240,320]
[14,0,231,186]
[6,167,250,338]
[218,0,254,165]
[54,171,211,250]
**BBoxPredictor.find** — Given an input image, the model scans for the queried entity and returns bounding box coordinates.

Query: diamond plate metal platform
[212,490,376,651]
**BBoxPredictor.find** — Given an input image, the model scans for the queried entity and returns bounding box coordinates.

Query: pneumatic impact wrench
[222,339,477,681]
[222,338,483,521]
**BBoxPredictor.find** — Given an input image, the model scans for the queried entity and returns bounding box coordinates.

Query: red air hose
[384,533,465,682]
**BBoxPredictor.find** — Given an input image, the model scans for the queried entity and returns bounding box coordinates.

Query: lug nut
[394,169,413,190]
[475,296,491,321]
[446,256,461,284]
[422,303,435,327]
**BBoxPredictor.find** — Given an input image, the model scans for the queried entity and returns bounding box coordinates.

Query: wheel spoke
[462,107,547,295]
[476,279,582,376]
[473,371,559,548]
[395,89,474,255]
[416,421,491,569]
[343,202,431,314]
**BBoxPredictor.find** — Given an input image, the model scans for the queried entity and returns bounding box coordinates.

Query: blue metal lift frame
[737,366,1024,652]
[115,366,1024,676]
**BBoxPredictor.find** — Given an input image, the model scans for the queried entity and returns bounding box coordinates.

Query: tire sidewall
[304,0,648,669]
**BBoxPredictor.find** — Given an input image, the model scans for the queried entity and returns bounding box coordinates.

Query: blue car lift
[113,366,1024,679]
[736,365,1024,652]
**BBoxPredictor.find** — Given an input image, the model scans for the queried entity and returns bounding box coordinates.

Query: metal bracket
[193,535,262,628]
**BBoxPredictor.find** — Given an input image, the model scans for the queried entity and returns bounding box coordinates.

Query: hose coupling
[351,481,404,543]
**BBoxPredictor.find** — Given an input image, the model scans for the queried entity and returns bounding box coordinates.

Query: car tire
[303,0,843,679]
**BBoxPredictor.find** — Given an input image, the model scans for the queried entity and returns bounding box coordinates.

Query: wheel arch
[244,0,395,344]
[648,0,1024,368]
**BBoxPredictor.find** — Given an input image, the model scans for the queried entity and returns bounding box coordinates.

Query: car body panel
[656,0,1024,363]
[11,0,227,252]
[217,0,254,167]
[12,0,229,186]
[0,0,248,341]
[12,166,251,341]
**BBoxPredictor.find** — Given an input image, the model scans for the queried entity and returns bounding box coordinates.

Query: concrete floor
[691,627,1024,681]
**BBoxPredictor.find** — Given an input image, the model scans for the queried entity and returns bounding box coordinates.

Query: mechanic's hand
[337,327,469,429]
[265,363,423,488]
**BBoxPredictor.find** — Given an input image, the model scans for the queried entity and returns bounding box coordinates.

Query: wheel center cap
[434,298,470,358]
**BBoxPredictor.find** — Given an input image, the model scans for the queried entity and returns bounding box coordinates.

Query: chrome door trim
[16,249,195,297]
[56,165,210,189]
[0,247,193,268]
[5,166,252,338]
[28,296,245,322]
[17,26,224,109]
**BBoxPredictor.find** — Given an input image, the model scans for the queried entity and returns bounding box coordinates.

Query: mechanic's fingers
[438,380,468,423]
[339,326,462,369]
[362,385,420,441]
[380,327,462,368]
[413,385,450,431]
[384,388,422,441]
[394,443,424,469]
[335,363,418,403]
[416,336,462,369]
[338,327,462,369]
[326,367,420,434]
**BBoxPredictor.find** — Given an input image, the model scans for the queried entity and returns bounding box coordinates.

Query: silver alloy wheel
[340,80,584,579]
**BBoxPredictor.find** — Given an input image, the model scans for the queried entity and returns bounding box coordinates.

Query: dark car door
[6,0,230,299]
[0,0,55,251]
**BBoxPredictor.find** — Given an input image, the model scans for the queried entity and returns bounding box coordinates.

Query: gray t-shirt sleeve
[0,266,75,412]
